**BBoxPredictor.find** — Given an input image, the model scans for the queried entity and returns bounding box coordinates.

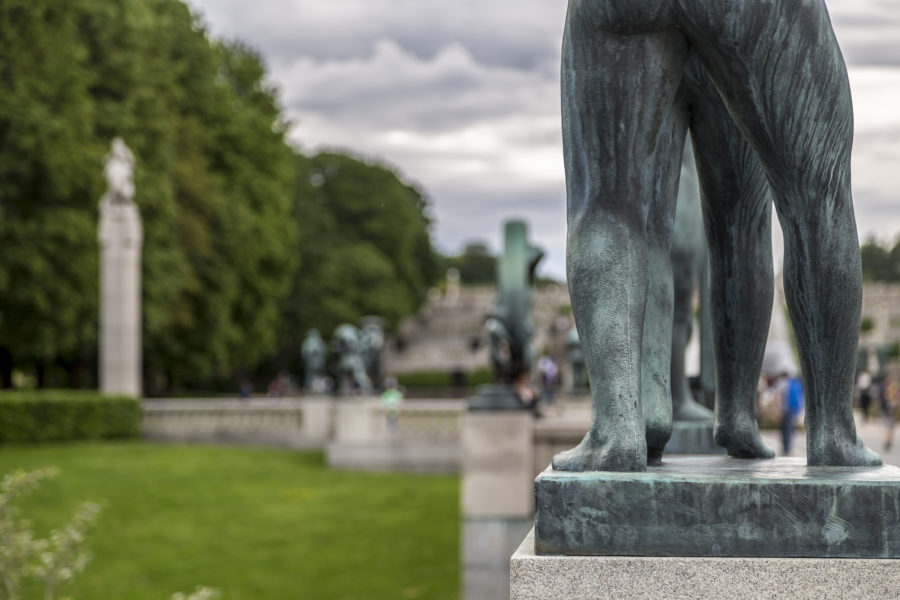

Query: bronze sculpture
[555,0,881,471]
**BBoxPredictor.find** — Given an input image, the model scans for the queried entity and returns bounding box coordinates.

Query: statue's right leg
[682,56,775,459]
[552,1,688,472]
[680,0,880,465]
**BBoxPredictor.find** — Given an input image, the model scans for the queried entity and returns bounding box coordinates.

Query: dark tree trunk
[0,347,12,388]
[35,362,45,389]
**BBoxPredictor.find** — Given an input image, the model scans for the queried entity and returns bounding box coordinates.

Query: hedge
[396,367,493,389]
[0,390,140,443]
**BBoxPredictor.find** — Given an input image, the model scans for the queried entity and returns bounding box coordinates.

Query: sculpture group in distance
[555,0,881,472]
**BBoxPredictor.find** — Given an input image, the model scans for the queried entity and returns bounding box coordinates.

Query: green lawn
[0,443,459,600]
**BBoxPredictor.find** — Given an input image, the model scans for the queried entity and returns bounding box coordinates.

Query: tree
[0,0,101,386]
[860,237,900,282]
[447,242,497,285]
[272,152,439,375]
[0,0,297,391]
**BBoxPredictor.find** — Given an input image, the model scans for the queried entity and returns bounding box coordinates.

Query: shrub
[0,391,140,444]
[0,468,101,600]
[396,368,493,389]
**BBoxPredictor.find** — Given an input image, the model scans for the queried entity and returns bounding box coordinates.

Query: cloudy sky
[187,0,900,279]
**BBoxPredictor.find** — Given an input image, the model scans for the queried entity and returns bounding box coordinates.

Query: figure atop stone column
[99,137,143,398]
[471,220,544,410]
[485,220,544,384]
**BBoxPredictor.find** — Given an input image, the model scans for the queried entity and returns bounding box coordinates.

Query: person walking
[780,375,804,455]
[882,375,899,450]
[857,370,873,421]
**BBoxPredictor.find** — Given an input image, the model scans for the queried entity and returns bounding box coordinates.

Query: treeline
[861,237,900,283]
[0,0,438,393]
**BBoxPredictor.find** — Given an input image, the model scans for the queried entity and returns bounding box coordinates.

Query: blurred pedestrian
[882,374,899,450]
[856,370,873,421]
[538,355,559,403]
[513,370,541,418]
[380,376,404,433]
[239,378,253,399]
[780,375,804,455]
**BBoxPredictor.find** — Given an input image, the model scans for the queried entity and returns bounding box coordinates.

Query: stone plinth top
[535,457,900,558]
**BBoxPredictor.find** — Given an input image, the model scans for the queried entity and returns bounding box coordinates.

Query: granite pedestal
[511,529,900,600]
[462,405,534,600]
[535,456,900,558]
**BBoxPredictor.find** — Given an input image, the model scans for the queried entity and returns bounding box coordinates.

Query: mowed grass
[0,442,459,600]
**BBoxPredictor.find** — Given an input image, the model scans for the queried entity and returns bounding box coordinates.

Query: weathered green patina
[535,457,900,558]
[301,329,327,389]
[556,0,881,471]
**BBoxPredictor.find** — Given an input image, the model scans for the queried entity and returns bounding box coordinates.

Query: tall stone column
[98,138,142,397]
[461,409,534,600]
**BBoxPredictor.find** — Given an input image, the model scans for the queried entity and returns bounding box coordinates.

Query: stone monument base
[511,529,900,600]
[663,419,724,454]
[535,456,900,558]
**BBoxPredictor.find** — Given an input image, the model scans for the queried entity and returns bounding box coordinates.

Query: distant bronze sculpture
[484,220,544,384]
[301,329,327,390]
[554,0,881,471]
[332,324,372,395]
[359,316,386,391]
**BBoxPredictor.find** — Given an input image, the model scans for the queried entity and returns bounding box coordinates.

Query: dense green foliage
[860,237,900,282]
[444,242,497,285]
[0,444,459,600]
[0,391,139,443]
[0,0,296,391]
[0,1,439,393]
[270,152,440,376]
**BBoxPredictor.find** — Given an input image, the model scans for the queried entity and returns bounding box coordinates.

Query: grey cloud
[281,39,559,136]
[188,0,566,70]
[186,0,900,279]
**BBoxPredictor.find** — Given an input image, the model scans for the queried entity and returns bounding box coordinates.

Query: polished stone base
[664,419,724,454]
[512,529,900,600]
[535,456,900,558]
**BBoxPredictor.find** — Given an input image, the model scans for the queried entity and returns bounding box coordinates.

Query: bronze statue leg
[679,0,880,465]
[643,96,690,464]
[553,0,688,472]
[682,55,775,459]
[669,133,716,423]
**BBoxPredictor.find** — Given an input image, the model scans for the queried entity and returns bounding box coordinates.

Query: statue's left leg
[682,55,775,459]
[643,94,690,464]
[670,133,715,423]
[680,0,880,465]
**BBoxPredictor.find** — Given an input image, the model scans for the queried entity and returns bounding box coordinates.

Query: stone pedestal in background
[99,197,142,397]
[664,420,724,455]
[326,398,460,472]
[462,408,534,600]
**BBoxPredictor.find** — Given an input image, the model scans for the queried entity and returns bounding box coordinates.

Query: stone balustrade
[142,397,332,448]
